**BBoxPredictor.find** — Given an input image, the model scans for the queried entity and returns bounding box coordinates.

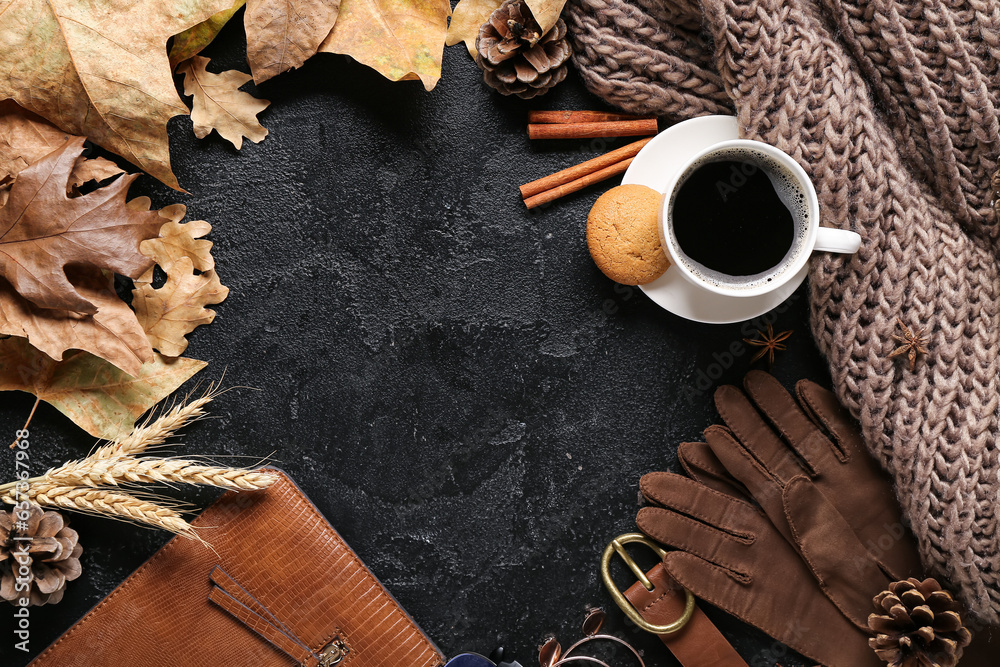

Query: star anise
[888,318,928,372]
[744,324,793,367]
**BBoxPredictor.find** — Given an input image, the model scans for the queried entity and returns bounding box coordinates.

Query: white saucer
[621,115,808,325]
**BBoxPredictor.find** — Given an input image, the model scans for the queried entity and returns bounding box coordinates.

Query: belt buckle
[600,533,695,635]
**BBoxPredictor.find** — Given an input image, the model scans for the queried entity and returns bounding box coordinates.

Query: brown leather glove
[706,372,923,627]
[638,466,883,667]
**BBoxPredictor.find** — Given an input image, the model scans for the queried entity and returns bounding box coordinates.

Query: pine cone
[0,504,82,606]
[476,0,571,99]
[868,578,972,667]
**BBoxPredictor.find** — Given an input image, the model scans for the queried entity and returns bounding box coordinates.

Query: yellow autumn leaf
[320,0,452,91]
[0,337,206,440]
[0,0,234,190]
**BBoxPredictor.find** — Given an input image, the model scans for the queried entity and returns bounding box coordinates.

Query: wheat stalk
[2,483,196,536]
[0,388,271,537]
[44,458,276,490]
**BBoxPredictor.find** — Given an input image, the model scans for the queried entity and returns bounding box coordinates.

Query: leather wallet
[29,470,445,667]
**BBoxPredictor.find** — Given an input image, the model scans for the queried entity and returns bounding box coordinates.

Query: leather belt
[603,533,748,667]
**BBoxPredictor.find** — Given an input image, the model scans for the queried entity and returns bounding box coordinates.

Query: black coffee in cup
[670,150,808,284]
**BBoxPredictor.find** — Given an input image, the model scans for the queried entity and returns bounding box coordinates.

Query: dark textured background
[0,12,829,666]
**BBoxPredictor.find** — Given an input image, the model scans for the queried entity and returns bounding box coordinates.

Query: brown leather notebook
[30,470,445,667]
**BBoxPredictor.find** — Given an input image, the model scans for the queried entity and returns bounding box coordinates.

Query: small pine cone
[868,578,972,667]
[0,504,82,606]
[476,0,571,99]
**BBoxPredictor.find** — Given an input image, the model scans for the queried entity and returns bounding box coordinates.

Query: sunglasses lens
[445,654,496,667]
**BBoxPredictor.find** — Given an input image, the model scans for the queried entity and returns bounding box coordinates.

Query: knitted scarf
[565,0,1000,623]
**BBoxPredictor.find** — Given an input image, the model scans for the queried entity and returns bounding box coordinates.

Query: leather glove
[705,372,923,627]
[638,465,883,667]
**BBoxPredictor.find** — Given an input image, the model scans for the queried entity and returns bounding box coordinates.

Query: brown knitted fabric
[567,0,1000,623]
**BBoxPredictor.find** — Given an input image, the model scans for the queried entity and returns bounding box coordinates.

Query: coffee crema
[669,149,809,288]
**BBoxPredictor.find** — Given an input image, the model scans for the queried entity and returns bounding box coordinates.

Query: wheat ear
[97,390,216,459]
[44,459,277,490]
[2,484,196,536]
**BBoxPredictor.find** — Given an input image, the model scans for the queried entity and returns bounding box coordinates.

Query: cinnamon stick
[523,158,635,209]
[527,119,659,140]
[528,110,655,124]
[519,137,653,199]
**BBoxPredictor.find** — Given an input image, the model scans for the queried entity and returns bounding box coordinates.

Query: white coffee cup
[660,139,861,298]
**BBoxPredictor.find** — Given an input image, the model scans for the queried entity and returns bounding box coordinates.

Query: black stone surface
[0,12,828,667]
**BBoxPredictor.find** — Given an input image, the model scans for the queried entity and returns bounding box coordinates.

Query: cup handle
[813,227,861,254]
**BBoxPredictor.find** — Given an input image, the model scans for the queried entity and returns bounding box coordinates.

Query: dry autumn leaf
[178,56,270,150]
[245,0,341,83]
[134,257,229,357]
[136,204,216,274]
[0,268,153,377]
[320,0,451,91]
[446,0,567,58]
[0,337,206,440]
[0,0,234,190]
[0,101,124,189]
[0,138,161,314]
[169,0,248,69]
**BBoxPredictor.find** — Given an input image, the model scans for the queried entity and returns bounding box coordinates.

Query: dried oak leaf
[0,0,235,190]
[178,56,270,150]
[136,203,216,274]
[320,0,452,91]
[169,0,247,69]
[133,257,228,358]
[245,0,341,83]
[0,138,161,314]
[447,0,567,58]
[0,337,205,440]
[0,101,124,190]
[0,268,153,377]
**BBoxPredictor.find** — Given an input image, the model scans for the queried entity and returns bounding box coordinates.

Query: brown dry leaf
[0,138,161,314]
[245,0,341,83]
[446,0,567,58]
[0,337,205,440]
[133,257,229,357]
[138,205,216,275]
[0,101,125,189]
[178,56,270,150]
[320,0,451,91]
[0,269,153,377]
[0,0,235,190]
[169,0,248,69]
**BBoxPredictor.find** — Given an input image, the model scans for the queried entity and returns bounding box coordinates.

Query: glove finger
[639,471,758,536]
[664,551,885,667]
[703,425,793,543]
[637,506,752,581]
[714,380,809,481]
[795,379,926,580]
[677,441,751,501]
[742,370,843,475]
[783,476,889,630]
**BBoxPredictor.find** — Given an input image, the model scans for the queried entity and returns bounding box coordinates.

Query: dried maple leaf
[0,337,205,440]
[178,57,270,150]
[245,0,341,83]
[169,0,247,69]
[0,268,153,377]
[320,0,452,91]
[0,138,161,314]
[134,257,229,357]
[0,0,234,190]
[0,101,124,189]
[447,0,567,58]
